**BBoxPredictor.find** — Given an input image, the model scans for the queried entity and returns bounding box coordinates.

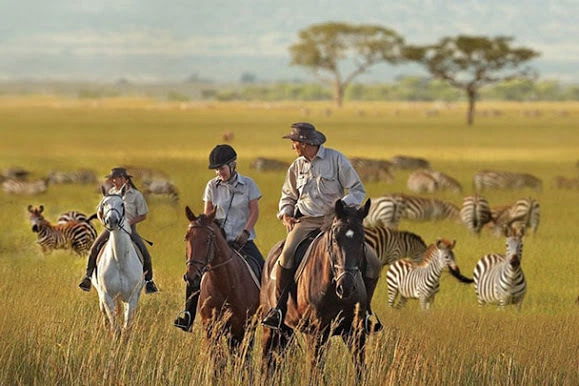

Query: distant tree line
[203,77,579,103]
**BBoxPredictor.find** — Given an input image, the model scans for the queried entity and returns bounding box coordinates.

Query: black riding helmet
[208,144,237,169]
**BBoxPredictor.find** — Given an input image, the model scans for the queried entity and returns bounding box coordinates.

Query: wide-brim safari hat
[282,122,326,145]
[105,167,133,179]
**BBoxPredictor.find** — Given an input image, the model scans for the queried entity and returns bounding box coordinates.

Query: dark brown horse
[261,200,372,380]
[183,207,260,356]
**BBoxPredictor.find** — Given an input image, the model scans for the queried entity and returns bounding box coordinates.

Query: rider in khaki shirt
[261,122,382,331]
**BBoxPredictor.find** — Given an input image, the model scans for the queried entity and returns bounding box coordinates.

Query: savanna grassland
[0,97,578,385]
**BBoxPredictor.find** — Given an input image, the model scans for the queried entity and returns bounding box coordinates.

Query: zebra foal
[473,225,526,309]
[386,239,473,310]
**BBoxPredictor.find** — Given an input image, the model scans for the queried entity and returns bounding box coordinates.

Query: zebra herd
[1,165,179,202]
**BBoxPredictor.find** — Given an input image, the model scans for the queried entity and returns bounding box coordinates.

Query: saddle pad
[269,229,322,280]
[293,231,324,282]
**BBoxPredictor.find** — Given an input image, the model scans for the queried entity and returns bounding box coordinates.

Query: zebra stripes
[363,196,406,229]
[396,194,460,222]
[47,169,97,185]
[491,198,540,235]
[142,179,179,202]
[473,226,526,309]
[2,179,48,195]
[249,157,289,172]
[407,170,462,194]
[350,157,394,183]
[28,205,97,256]
[57,210,98,224]
[474,170,542,192]
[386,239,472,310]
[364,226,427,266]
[460,195,492,234]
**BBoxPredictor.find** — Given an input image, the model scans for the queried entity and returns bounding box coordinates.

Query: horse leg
[102,295,120,337]
[123,290,141,332]
[261,326,293,377]
[342,329,367,382]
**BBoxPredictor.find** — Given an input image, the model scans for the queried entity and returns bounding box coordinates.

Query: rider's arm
[278,161,299,220]
[204,200,215,215]
[337,153,366,207]
[244,199,259,232]
[129,214,146,226]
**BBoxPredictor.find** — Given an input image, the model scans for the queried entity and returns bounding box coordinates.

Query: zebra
[120,165,169,181]
[394,193,460,222]
[47,169,97,185]
[460,195,492,234]
[473,225,526,309]
[407,170,462,194]
[27,205,97,256]
[57,210,98,224]
[364,226,427,266]
[2,167,30,181]
[363,196,406,229]
[350,157,394,183]
[390,155,431,170]
[2,179,48,195]
[490,198,540,235]
[554,176,579,190]
[386,239,473,310]
[249,157,289,172]
[474,170,542,192]
[142,179,179,202]
[429,171,462,193]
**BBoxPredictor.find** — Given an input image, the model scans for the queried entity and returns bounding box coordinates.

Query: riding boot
[131,231,158,294]
[78,231,109,292]
[174,276,201,332]
[262,265,294,330]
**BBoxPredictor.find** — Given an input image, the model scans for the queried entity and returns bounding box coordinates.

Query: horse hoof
[173,312,192,332]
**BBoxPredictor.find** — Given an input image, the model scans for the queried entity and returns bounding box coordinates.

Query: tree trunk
[467,89,477,126]
[334,82,344,108]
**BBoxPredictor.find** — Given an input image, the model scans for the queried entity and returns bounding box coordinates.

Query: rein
[326,226,361,283]
[185,223,234,274]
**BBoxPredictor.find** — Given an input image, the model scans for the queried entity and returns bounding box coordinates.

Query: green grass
[1,98,578,385]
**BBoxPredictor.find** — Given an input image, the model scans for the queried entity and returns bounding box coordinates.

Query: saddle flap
[269,230,323,281]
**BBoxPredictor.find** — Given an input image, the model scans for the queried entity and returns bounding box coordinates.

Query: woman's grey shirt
[278,146,365,219]
[203,174,261,242]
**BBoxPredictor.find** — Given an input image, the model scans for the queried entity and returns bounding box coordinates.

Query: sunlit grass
[0,99,578,384]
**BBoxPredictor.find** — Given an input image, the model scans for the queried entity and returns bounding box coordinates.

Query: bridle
[99,194,127,233]
[185,222,233,277]
[326,223,361,284]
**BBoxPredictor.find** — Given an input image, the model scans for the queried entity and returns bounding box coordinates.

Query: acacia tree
[408,36,539,125]
[289,22,405,107]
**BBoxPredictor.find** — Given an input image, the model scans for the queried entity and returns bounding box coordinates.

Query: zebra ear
[450,239,456,249]
[435,238,443,248]
[27,205,33,213]
[39,205,44,213]
[185,206,197,222]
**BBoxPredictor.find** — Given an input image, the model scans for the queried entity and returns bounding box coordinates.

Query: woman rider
[174,144,264,331]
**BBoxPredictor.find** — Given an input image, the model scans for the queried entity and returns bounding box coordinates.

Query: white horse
[93,189,144,335]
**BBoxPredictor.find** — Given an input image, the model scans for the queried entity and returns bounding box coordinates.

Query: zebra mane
[417,244,438,266]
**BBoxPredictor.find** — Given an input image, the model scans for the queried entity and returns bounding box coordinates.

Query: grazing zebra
[350,157,394,183]
[429,171,462,193]
[364,226,427,266]
[474,170,542,192]
[142,179,179,202]
[473,225,526,309]
[460,195,492,234]
[386,239,473,310]
[249,157,289,172]
[27,205,97,256]
[2,179,48,195]
[2,167,30,180]
[363,196,406,229]
[57,210,98,224]
[394,193,460,222]
[121,165,169,181]
[47,169,97,185]
[390,155,431,170]
[490,198,540,235]
[407,170,438,193]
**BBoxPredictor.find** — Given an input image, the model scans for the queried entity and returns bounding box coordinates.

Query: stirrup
[174,311,192,331]
[261,308,283,330]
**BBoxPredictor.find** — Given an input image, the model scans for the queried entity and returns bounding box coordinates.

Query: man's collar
[315,145,326,159]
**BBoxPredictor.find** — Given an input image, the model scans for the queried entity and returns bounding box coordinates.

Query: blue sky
[1,0,577,82]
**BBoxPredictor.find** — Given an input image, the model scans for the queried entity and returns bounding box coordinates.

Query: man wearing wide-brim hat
[78,167,159,294]
[261,122,382,331]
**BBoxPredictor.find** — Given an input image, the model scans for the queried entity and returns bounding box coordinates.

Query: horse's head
[27,204,45,232]
[329,199,371,300]
[98,188,126,230]
[183,206,220,283]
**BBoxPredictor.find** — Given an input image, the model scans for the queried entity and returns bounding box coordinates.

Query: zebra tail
[86,213,98,222]
[449,266,474,283]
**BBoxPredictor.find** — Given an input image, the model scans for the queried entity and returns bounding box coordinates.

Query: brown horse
[261,199,372,380]
[183,207,260,357]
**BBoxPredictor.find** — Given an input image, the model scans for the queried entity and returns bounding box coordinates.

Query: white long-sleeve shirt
[278,146,366,219]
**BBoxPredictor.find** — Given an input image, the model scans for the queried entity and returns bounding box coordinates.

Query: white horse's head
[98,188,127,230]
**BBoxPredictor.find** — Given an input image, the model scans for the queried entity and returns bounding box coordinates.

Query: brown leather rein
[185,223,233,274]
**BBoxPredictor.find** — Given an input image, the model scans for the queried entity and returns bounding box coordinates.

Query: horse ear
[335,199,345,219]
[185,206,197,222]
[39,205,44,213]
[358,199,371,219]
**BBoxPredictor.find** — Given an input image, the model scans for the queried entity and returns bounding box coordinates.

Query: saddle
[270,229,323,281]
[96,241,144,265]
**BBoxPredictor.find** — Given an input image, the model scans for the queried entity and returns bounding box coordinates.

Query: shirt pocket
[317,176,341,197]
[297,173,308,195]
